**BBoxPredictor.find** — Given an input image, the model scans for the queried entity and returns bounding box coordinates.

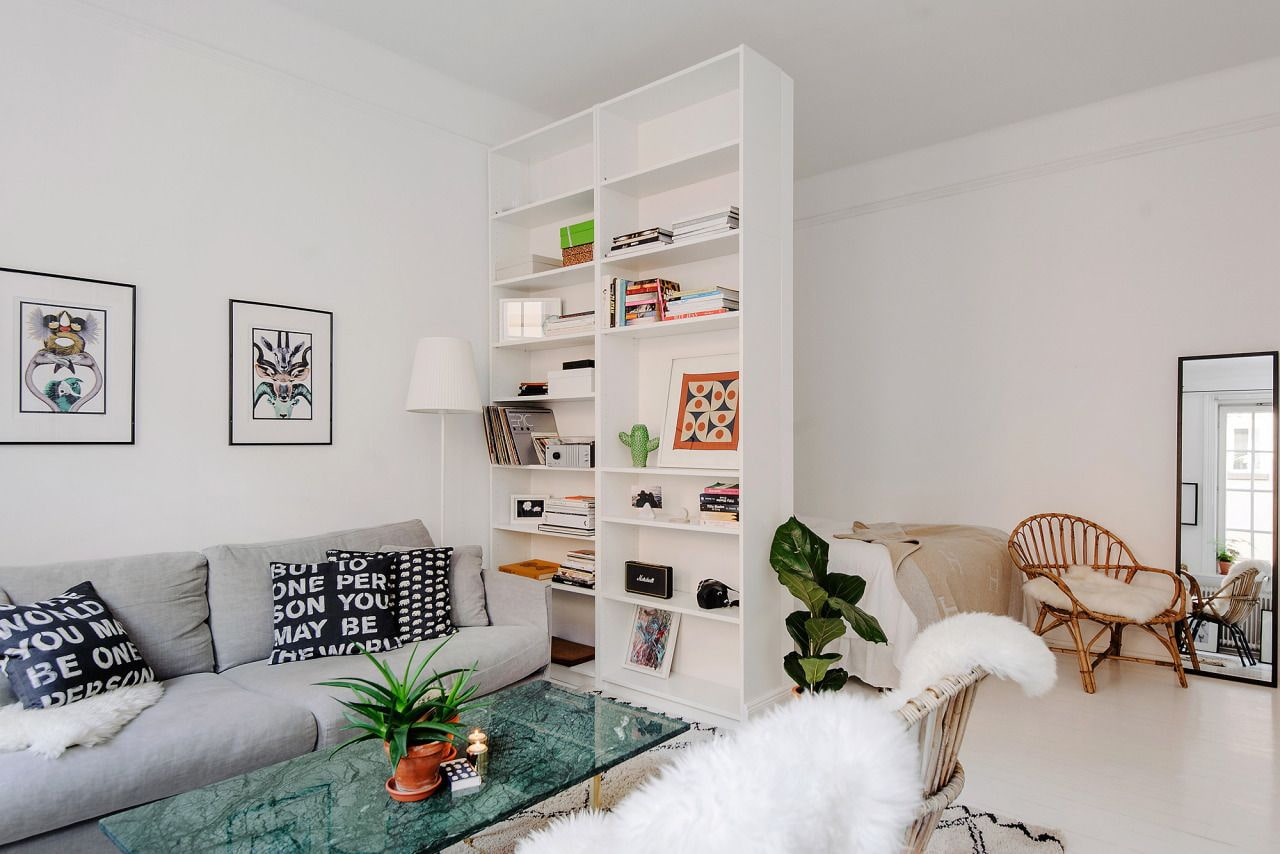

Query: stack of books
[663,285,739,320]
[699,482,740,527]
[554,548,596,589]
[672,206,739,242]
[538,496,596,537]
[516,381,548,397]
[544,310,595,337]
[604,277,682,327]
[610,227,672,256]
[482,406,558,466]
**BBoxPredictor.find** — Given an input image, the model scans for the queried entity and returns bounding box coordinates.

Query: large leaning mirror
[1177,352,1278,686]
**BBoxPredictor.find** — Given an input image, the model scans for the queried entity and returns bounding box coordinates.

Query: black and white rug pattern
[444,696,1065,854]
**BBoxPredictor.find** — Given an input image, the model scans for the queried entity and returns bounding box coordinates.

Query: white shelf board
[492,522,595,540]
[547,659,596,690]
[492,392,595,404]
[601,141,738,197]
[601,589,739,624]
[599,516,740,536]
[491,464,595,472]
[550,582,596,597]
[597,49,739,122]
[491,185,593,228]
[601,230,739,270]
[600,667,739,719]
[599,466,739,478]
[602,312,739,339]
[492,109,593,162]
[492,263,594,292]
[492,332,595,351]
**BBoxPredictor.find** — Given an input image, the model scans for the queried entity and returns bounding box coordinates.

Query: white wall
[794,57,1280,566]
[0,1,546,564]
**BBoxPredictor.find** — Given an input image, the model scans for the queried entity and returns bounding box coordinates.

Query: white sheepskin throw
[516,692,921,854]
[1024,565,1171,622]
[0,682,164,759]
[888,613,1057,703]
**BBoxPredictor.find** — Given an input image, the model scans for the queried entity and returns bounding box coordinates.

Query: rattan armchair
[1180,566,1264,667]
[895,667,987,854]
[1008,513,1189,693]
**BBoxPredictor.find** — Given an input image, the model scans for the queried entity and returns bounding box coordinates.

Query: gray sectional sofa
[0,520,551,852]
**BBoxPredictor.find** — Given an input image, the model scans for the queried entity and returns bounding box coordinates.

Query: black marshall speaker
[624,561,673,599]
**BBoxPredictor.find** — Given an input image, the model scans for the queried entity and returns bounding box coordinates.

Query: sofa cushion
[331,547,457,641]
[383,543,488,627]
[0,672,316,846]
[0,589,13,706]
[269,557,401,665]
[221,625,548,748]
[0,552,213,681]
[204,519,434,671]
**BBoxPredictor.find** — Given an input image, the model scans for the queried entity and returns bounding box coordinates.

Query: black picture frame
[228,299,333,446]
[0,266,136,445]
[1179,482,1198,526]
[1176,351,1278,689]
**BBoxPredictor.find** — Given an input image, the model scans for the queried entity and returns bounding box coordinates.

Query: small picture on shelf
[510,494,549,523]
[623,605,680,679]
[630,485,663,510]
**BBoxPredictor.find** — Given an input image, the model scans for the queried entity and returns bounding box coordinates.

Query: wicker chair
[1180,565,1265,666]
[895,666,988,853]
[1008,513,1189,693]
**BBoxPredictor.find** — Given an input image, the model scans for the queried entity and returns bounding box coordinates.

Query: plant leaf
[769,516,829,583]
[823,573,866,607]
[827,598,888,644]
[777,569,828,615]
[816,667,849,693]
[803,617,846,654]
[784,610,811,654]
[782,650,807,691]
[797,653,841,686]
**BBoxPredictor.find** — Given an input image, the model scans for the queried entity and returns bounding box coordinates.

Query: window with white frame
[1218,401,1274,563]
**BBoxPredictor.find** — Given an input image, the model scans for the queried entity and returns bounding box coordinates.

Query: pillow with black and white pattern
[0,581,155,709]
[327,547,455,642]
[269,556,401,665]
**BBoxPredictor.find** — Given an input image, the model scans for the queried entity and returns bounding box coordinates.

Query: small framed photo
[1180,482,1199,526]
[630,485,663,509]
[510,494,548,523]
[623,605,680,679]
[229,300,332,445]
[499,298,561,343]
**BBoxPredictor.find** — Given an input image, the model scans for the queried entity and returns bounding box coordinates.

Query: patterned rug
[445,716,1065,854]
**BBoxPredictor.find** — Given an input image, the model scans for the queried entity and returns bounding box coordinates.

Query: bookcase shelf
[488,46,792,722]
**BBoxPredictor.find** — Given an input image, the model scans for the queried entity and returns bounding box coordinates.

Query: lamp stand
[439,412,447,544]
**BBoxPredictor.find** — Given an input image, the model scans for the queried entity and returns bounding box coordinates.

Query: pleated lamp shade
[404,337,482,414]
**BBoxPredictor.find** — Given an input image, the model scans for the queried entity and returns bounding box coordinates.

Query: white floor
[959,655,1278,853]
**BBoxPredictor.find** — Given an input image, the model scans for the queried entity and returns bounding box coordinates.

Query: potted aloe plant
[771,517,887,694]
[320,636,487,801]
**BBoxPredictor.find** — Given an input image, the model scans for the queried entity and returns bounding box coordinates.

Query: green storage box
[559,219,594,249]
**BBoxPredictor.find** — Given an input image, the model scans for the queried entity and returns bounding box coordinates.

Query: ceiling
[275,0,1280,177]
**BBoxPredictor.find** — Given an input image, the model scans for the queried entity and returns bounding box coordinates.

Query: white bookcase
[487,47,793,722]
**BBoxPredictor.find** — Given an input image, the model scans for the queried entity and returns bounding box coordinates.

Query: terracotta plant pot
[385,741,456,802]
[791,686,804,699]
[1219,561,1232,575]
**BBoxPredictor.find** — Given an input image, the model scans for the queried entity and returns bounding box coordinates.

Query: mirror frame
[1176,351,1279,688]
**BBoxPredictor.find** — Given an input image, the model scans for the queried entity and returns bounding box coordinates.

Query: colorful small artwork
[21,303,107,414]
[658,354,741,469]
[229,300,331,445]
[623,605,680,678]
[252,328,313,420]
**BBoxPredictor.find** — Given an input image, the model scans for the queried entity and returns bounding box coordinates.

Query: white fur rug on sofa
[0,682,164,758]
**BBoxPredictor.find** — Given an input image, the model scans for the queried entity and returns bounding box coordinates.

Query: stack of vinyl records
[538,496,596,537]
[610,227,672,256]
[482,406,558,466]
[672,206,739,241]
[544,310,595,337]
[699,482,739,527]
[554,548,596,589]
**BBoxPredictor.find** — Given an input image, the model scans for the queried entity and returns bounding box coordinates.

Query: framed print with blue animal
[1,267,136,444]
[229,299,332,445]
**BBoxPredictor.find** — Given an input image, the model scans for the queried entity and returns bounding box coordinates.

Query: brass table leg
[588,774,602,809]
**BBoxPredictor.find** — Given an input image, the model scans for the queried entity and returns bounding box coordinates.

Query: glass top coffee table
[100,680,688,853]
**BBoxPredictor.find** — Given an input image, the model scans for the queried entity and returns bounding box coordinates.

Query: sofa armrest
[483,567,551,635]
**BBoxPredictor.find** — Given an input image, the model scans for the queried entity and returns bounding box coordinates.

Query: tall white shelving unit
[487,47,793,722]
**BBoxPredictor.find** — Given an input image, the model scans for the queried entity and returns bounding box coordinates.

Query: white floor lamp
[405,337,482,543]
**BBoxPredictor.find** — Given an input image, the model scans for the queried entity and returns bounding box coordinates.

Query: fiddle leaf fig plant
[772,516,887,693]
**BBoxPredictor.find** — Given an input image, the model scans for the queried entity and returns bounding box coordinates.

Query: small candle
[467,727,488,746]
[466,741,489,775]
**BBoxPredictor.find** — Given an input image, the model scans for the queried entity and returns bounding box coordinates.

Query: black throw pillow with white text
[269,556,401,665]
[327,547,456,642]
[0,581,155,709]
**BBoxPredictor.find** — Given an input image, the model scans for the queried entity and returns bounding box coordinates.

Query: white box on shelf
[548,368,594,397]
[496,255,563,280]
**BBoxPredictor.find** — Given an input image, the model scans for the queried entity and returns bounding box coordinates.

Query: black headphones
[696,578,740,610]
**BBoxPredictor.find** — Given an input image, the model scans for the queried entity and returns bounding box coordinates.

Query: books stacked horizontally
[482,406,557,466]
[663,285,739,321]
[672,206,739,242]
[699,482,740,528]
[554,548,596,589]
[610,226,672,256]
[539,496,596,537]
[544,310,595,337]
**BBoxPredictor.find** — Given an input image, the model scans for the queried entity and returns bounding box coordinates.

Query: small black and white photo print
[510,494,548,523]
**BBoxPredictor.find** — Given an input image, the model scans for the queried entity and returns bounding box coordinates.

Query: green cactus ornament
[618,424,660,468]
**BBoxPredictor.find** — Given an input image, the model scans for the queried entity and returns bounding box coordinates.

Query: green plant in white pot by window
[770,516,887,694]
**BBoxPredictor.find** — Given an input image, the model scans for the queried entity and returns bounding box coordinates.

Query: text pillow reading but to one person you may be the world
[269,556,402,665]
[0,581,155,710]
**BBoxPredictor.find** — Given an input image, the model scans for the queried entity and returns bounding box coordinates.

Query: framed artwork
[623,605,681,678]
[1180,482,1199,527]
[658,353,740,469]
[510,494,548,523]
[1,267,135,444]
[499,298,560,342]
[229,300,332,445]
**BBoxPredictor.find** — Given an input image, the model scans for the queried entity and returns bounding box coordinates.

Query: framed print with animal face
[658,353,740,469]
[1,267,135,444]
[229,300,332,445]
[623,605,680,678]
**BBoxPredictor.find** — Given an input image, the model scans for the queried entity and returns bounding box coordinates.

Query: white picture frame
[622,605,680,679]
[499,298,561,343]
[510,494,548,523]
[658,353,741,469]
